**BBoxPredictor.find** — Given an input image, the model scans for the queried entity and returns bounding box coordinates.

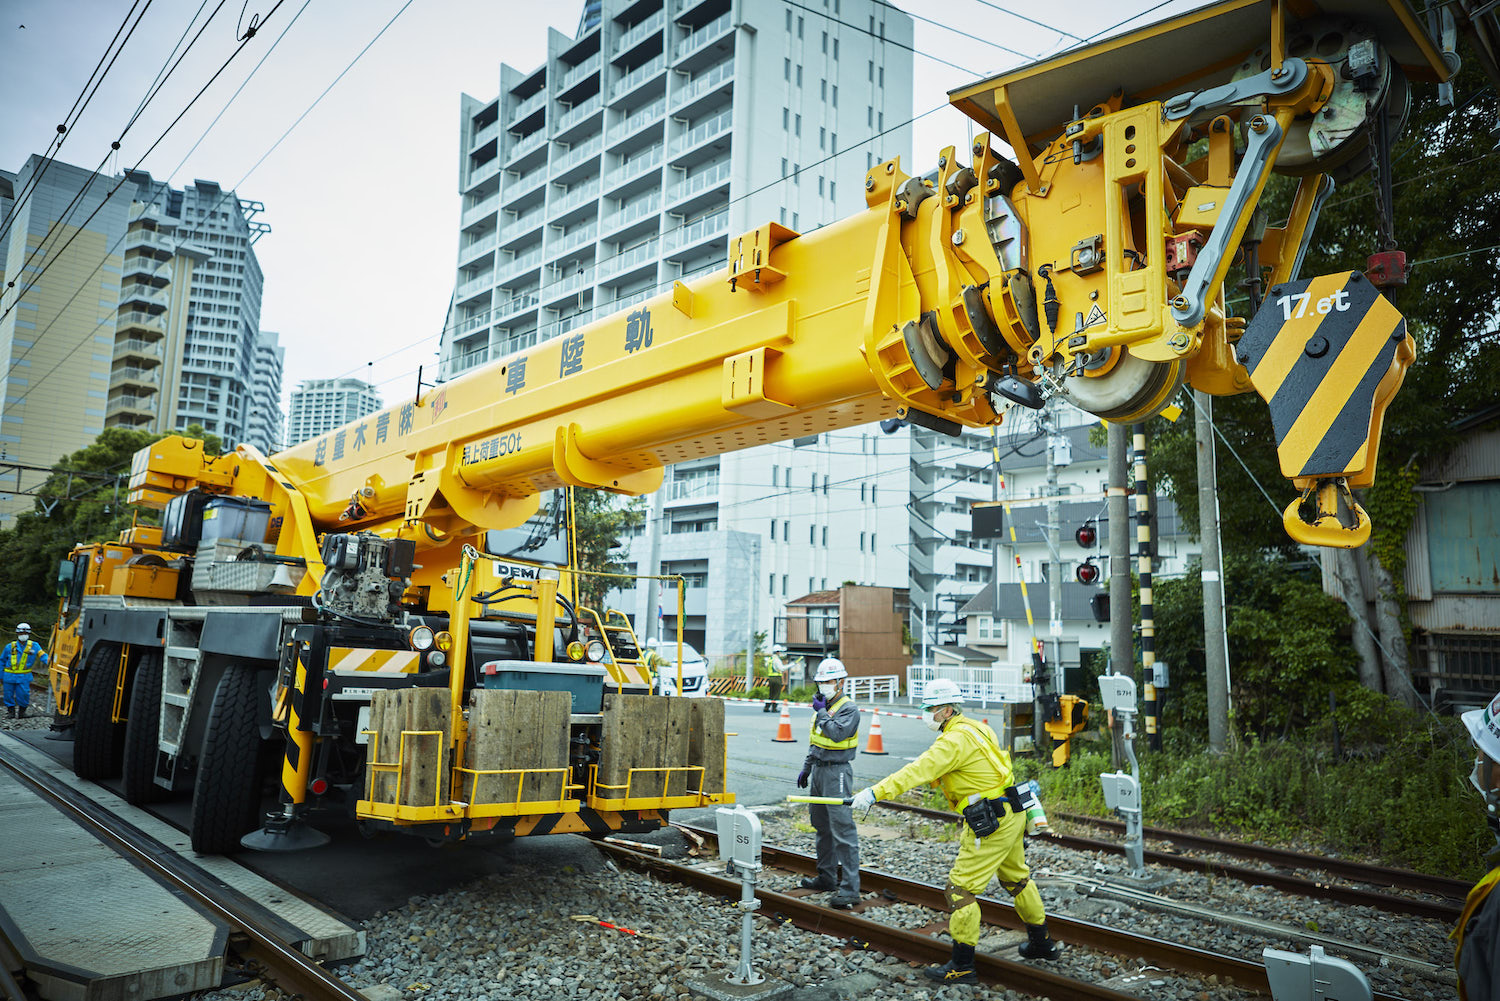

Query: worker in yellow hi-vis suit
[851,678,1057,984]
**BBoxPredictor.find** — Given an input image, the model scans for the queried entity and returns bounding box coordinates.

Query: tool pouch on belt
[961,794,1001,837]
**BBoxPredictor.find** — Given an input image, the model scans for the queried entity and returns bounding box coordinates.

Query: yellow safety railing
[455,764,583,818]
[587,763,728,812]
[358,729,464,822]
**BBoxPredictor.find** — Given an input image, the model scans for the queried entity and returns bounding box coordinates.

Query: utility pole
[1195,391,1231,751]
[642,480,667,644]
[1038,402,1062,750]
[1107,421,1131,769]
[1133,431,1161,751]
[990,426,1002,639]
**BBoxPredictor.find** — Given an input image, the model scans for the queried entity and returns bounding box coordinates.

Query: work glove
[796,766,810,789]
[811,693,827,711]
[851,787,876,811]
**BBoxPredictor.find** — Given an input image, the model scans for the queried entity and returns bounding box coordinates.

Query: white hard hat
[772,644,786,653]
[813,657,847,682]
[921,678,964,708]
[1464,692,1500,763]
[15,622,30,634]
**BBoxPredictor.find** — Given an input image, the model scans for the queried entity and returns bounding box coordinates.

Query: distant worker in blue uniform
[1455,690,1500,1001]
[795,657,861,908]
[3,622,48,719]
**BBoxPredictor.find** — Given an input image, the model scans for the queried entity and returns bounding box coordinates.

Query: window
[833,38,839,58]
[879,67,884,86]
[819,126,825,150]
[820,80,826,100]
[818,177,825,195]
[871,532,876,550]
[860,483,867,502]
[770,574,777,594]
[797,15,803,37]
[822,475,829,495]
[772,463,780,486]
[810,577,816,594]
[782,519,790,540]
[868,61,874,82]
[770,518,776,538]
[783,108,789,128]
[781,575,788,596]
[810,472,817,491]
[796,65,803,86]
[871,485,877,504]
[821,31,827,53]
[832,88,838,109]
[867,107,873,127]
[859,531,866,552]
[784,58,791,81]
[795,113,801,137]
[786,9,792,30]
[781,157,788,177]
[878,111,884,131]
[821,526,828,546]
[810,525,817,544]
[830,181,837,201]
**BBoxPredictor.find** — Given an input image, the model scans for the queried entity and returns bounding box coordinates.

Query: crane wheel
[72,643,126,780]
[121,651,168,805]
[1056,349,1184,423]
[190,665,268,854]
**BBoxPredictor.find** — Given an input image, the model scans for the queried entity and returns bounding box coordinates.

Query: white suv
[646,640,710,697]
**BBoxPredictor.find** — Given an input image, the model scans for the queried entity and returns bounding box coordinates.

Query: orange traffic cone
[862,714,888,755]
[772,704,795,742]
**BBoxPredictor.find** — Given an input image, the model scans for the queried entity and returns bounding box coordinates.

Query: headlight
[585,639,608,662]
[566,640,586,661]
[435,631,454,652]
[409,625,435,651]
[427,650,447,667]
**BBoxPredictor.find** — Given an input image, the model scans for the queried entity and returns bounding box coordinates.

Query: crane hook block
[1235,271,1414,547]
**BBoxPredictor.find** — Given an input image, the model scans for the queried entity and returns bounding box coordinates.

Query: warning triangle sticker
[1084,304,1107,328]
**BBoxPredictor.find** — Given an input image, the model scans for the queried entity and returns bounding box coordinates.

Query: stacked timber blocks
[465,688,571,807]
[597,694,726,802]
[367,688,452,809]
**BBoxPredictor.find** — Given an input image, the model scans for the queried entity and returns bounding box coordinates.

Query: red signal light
[1075,524,1097,548]
[1076,560,1100,585]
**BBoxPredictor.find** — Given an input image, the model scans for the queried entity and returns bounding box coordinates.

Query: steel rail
[675,823,1293,997]
[876,801,1463,921]
[598,840,1146,1001]
[1049,809,1471,900]
[0,745,365,1001]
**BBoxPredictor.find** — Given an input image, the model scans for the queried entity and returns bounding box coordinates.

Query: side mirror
[55,559,77,598]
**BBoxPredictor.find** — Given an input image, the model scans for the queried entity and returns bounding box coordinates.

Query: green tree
[569,487,645,611]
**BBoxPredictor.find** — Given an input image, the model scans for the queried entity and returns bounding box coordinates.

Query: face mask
[818,683,837,698]
[922,709,942,732]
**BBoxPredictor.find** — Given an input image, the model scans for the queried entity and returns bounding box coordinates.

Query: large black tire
[73,643,126,780]
[121,651,167,804]
[189,666,266,854]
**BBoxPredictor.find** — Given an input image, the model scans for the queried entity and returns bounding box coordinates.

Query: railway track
[0,743,364,1001]
[616,822,1419,1001]
[876,800,1464,922]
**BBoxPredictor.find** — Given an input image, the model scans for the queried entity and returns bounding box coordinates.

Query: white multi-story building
[247,331,285,452]
[437,0,915,660]
[123,173,272,449]
[285,378,382,448]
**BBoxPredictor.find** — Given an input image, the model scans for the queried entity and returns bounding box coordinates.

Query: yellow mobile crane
[55,0,1471,852]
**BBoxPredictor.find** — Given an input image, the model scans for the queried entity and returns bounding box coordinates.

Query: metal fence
[906,663,1034,708]
[845,675,900,701]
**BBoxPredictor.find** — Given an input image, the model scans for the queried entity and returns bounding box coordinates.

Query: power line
[967,0,1084,42]
[782,0,981,75]
[873,0,1034,63]
[0,0,154,246]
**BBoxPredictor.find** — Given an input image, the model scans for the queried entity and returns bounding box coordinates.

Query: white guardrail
[906,664,1034,707]
[845,675,900,702]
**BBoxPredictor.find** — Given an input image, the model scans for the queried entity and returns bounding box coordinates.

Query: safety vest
[945,716,1013,802]
[5,640,41,674]
[1453,864,1500,1001]
[809,694,858,750]
[768,657,783,679]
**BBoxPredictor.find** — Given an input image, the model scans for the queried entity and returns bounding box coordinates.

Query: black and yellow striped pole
[1133,431,1161,751]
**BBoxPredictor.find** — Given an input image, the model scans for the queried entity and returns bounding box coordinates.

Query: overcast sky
[0,0,1199,432]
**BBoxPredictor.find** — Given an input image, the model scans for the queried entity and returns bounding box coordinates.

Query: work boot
[6,706,14,718]
[828,889,860,909]
[799,875,835,891]
[925,941,977,984]
[16,706,24,719]
[1018,922,1060,960]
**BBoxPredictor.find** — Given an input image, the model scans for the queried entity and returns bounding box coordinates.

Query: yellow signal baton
[786,795,853,805]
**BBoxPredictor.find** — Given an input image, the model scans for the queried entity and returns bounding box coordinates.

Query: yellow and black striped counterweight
[1236,271,1415,548]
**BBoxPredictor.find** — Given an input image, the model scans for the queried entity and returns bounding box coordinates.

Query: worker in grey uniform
[795,657,861,908]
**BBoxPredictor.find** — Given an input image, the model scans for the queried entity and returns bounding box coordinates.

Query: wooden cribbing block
[664,700,693,796]
[599,693,673,800]
[397,687,451,808]
[465,689,570,805]
[688,698,726,794]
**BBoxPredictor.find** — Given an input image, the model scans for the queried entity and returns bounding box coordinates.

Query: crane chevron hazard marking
[1237,271,1413,481]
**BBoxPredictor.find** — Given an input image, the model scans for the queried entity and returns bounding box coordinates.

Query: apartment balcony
[509,89,547,128]
[663,209,728,255]
[671,60,733,113]
[538,309,597,343]
[450,346,490,375]
[558,53,602,99]
[462,193,500,228]
[112,338,162,363]
[605,286,655,314]
[503,133,548,174]
[555,98,603,137]
[496,328,541,356]
[610,55,665,102]
[612,10,664,60]
[599,193,661,238]
[549,224,599,261]
[674,11,732,63]
[471,121,499,150]
[458,232,497,266]
[668,108,731,162]
[552,143,600,180]
[112,366,160,391]
[123,228,172,256]
[597,237,660,284]
[123,255,170,282]
[548,180,601,220]
[456,271,494,302]
[116,310,166,338]
[542,266,595,307]
[499,207,545,248]
[469,157,501,188]
[106,392,157,419]
[497,247,544,282]
[666,159,730,209]
[454,310,493,337]
[118,283,168,310]
[508,168,547,202]
[605,144,663,193]
[495,290,540,321]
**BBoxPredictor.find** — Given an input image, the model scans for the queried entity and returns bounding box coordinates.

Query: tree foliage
[569,488,645,611]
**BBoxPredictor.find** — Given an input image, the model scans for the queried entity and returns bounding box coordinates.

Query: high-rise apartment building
[125,173,273,450]
[285,378,382,447]
[437,0,915,660]
[247,330,285,452]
